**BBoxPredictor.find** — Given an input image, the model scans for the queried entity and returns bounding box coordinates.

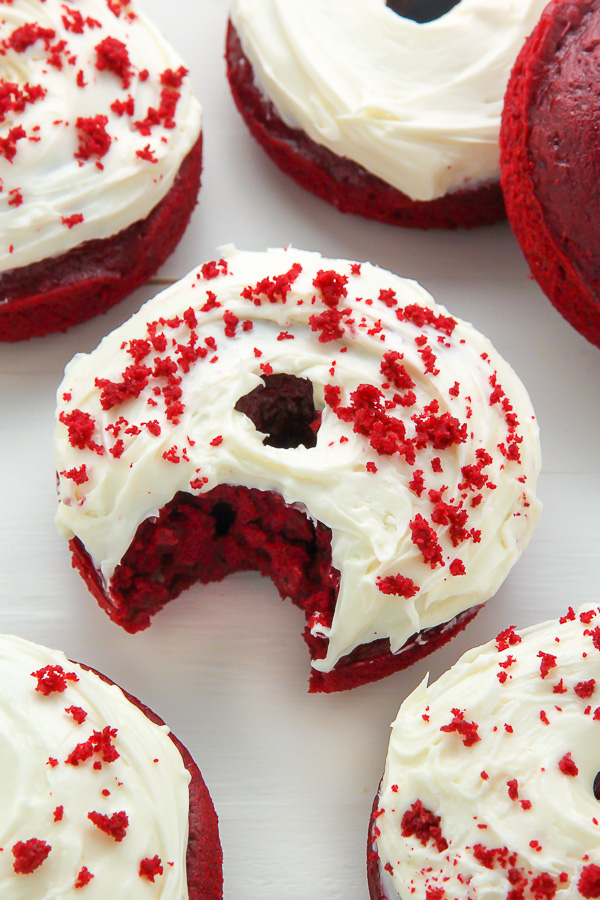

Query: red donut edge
[500,0,600,348]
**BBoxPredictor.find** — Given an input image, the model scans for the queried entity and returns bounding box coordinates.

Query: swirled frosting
[373,606,600,900]
[54,247,541,673]
[229,0,547,201]
[0,634,189,898]
[0,0,201,273]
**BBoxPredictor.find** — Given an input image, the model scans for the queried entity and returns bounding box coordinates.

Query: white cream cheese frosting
[0,633,190,898]
[229,0,548,201]
[54,246,541,673]
[372,606,600,900]
[0,0,201,273]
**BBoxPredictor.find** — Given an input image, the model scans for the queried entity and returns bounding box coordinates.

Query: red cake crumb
[377,574,420,599]
[53,805,64,822]
[94,36,133,87]
[558,752,578,776]
[579,864,600,899]
[65,725,119,766]
[538,651,557,679]
[32,663,79,695]
[139,855,164,881]
[400,800,448,852]
[440,708,481,746]
[87,810,129,842]
[74,866,94,888]
[65,705,88,724]
[12,838,51,874]
[575,679,596,699]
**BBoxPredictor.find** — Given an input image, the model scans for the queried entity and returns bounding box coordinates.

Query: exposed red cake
[225,22,505,230]
[0,136,202,343]
[86,664,223,900]
[70,484,481,694]
[501,0,600,347]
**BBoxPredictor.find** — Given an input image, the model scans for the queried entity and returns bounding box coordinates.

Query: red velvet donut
[501,0,600,348]
[0,0,202,342]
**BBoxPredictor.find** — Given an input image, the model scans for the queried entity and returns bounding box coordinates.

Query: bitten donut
[368,606,600,900]
[226,0,547,229]
[54,247,541,692]
[0,0,202,342]
[501,0,600,348]
[0,634,222,898]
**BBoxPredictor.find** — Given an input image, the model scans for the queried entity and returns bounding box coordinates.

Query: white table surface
[1,2,600,898]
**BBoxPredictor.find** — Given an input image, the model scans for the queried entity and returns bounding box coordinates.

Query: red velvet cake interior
[71,484,481,694]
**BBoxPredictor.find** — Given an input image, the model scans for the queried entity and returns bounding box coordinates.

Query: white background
[1,2,600,898]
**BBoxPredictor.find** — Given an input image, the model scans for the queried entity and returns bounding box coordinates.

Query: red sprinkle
[74,866,94,889]
[377,574,420,599]
[12,838,51,874]
[440,708,480,747]
[32,664,79,695]
[579,864,600,899]
[558,752,578,776]
[538,651,557,679]
[139,855,164,882]
[87,810,129,842]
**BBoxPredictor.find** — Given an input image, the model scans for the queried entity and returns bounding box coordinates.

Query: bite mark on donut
[68,485,481,693]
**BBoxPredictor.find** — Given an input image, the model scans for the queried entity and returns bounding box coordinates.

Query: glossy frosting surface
[0,634,190,898]
[0,0,201,273]
[374,606,600,900]
[54,247,541,673]
[229,0,547,201]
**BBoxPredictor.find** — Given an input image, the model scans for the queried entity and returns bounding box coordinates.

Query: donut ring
[368,606,600,900]
[226,0,548,228]
[55,248,541,691]
[0,0,202,342]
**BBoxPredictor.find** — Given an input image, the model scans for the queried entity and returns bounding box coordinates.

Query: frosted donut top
[0,0,201,273]
[0,634,189,898]
[54,246,541,674]
[229,0,547,201]
[373,606,600,900]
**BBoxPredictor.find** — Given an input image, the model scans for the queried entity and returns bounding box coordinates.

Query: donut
[0,0,202,343]
[225,0,548,229]
[500,0,600,348]
[0,633,222,898]
[54,247,541,692]
[367,605,600,900]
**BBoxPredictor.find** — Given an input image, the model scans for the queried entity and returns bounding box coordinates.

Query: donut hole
[594,772,600,800]
[386,0,461,23]
[234,373,321,449]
